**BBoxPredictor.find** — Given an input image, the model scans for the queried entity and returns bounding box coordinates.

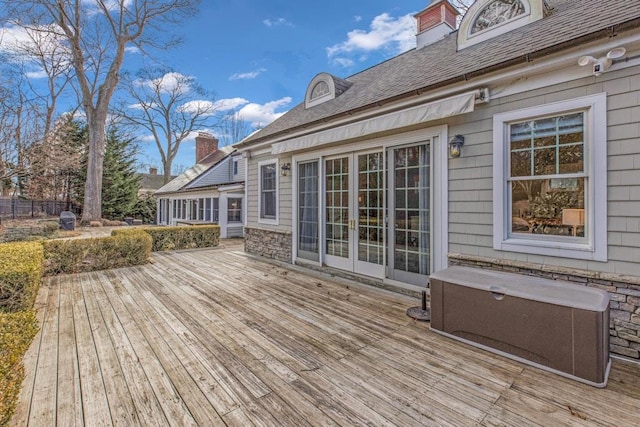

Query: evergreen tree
[75,126,142,221]
[100,128,141,221]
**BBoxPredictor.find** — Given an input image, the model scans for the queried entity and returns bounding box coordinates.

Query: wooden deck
[13,244,640,426]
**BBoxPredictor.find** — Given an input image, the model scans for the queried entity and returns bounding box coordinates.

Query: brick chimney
[415,0,459,49]
[149,167,158,175]
[195,132,219,163]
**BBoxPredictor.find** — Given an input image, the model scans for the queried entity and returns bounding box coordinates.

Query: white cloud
[229,68,267,81]
[125,46,140,54]
[263,18,293,27]
[177,100,216,116]
[139,134,157,142]
[355,16,362,22]
[212,97,249,111]
[332,57,355,68]
[25,70,48,79]
[236,97,292,128]
[0,25,33,54]
[139,72,192,94]
[0,24,72,75]
[128,101,156,110]
[327,12,416,65]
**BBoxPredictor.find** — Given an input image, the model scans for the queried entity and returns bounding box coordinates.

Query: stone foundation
[244,226,292,263]
[449,253,640,361]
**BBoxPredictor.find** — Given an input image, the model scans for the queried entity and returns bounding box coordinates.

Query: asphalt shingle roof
[240,0,640,146]
[155,146,234,195]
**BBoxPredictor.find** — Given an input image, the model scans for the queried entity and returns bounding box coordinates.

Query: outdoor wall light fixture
[578,47,626,76]
[449,135,465,158]
[280,162,291,176]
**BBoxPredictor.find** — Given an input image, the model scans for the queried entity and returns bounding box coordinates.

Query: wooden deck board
[12,279,50,426]
[26,277,59,426]
[55,276,84,427]
[70,274,112,427]
[15,245,640,426]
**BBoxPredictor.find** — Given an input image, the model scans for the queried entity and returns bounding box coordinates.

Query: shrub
[0,310,38,426]
[0,243,43,313]
[113,225,220,252]
[43,231,152,275]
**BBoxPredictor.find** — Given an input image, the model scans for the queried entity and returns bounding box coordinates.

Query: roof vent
[415,0,460,49]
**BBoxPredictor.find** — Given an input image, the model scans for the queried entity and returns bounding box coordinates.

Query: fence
[0,198,82,220]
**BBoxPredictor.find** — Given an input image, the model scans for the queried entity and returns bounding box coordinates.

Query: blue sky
[143,0,431,170]
[0,0,436,171]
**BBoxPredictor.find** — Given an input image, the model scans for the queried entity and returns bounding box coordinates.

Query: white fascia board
[218,184,244,192]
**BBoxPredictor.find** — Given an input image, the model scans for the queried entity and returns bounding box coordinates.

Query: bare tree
[118,67,218,184]
[218,111,254,147]
[3,0,200,222]
[450,0,474,14]
[0,69,46,196]
[25,114,85,202]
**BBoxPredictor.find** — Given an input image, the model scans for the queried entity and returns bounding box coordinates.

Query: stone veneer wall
[449,254,640,361]
[244,226,292,263]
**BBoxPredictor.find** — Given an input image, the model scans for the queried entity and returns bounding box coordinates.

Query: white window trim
[258,159,279,225]
[458,0,545,50]
[304,73,336,109]
[290,125,449,276]
[227,196,244,224]
[492,93,607,262]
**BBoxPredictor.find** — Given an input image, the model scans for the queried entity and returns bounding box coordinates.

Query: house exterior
[156,133,245,238]
[137,167,174,197]
[235,0,640,361]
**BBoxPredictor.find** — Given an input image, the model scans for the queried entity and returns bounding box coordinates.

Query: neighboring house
[137,167,175,196]
[236,0,640,361]
[156,133,245,238]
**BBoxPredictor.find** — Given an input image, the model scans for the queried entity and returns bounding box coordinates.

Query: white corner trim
[492,93,608,262]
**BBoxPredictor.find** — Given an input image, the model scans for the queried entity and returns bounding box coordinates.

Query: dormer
[458,0,551,50]
[304,73,352,109]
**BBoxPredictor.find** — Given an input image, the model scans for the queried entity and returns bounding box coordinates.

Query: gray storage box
[429,266,611,387]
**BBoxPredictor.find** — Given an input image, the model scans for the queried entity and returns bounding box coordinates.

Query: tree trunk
[163,161,172,185]
[82,109,107,223]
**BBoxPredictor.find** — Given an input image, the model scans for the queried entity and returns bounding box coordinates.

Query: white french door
[387,142,432,286]
[324,151,385,277]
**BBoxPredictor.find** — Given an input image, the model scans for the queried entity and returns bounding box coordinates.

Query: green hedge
[0,310,38,426]
[112,225,220,252]
[43,231,152,275]
[0,243,42,425]
[0,242,43,313]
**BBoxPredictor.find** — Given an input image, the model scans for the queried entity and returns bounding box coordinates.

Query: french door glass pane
[358,152,384,265]
[298,161,319,261]
[326,158,349,258]
[394,145,430,275]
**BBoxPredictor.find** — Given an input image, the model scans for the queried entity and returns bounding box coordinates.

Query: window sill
[258,217,279,226]
[495,237,606,262]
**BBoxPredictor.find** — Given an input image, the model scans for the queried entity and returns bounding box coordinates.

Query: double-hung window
[259,160,278,223]
[228,198,242,223]
[493,93,607,261]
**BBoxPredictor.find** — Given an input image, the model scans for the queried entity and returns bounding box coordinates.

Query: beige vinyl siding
[246,153,293,233]
[448,64,640,277]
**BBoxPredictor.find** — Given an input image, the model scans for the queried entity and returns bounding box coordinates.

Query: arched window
[310,81,330,100]
[304,73,351,109]
[471,0,526,34]
[458,0,548,50]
